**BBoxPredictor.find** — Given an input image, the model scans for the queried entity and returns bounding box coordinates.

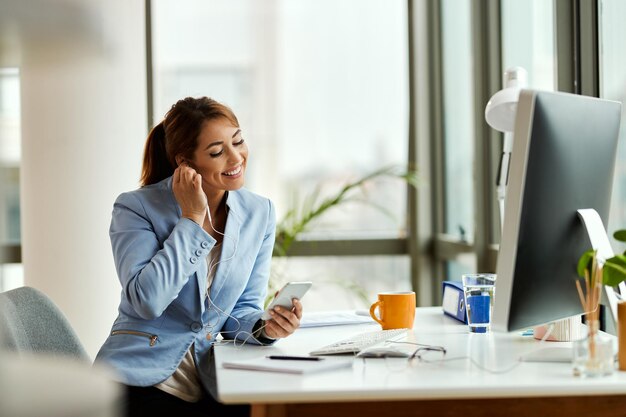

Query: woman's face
[189,117,248,194]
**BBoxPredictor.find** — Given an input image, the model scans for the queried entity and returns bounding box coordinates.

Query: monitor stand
[533,316,583,342]
[521,209,622,361]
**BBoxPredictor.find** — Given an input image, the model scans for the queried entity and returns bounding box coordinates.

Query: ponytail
[140,97,240,186]
[140,122,174,186]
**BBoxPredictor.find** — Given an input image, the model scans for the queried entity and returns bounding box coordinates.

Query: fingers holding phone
[173,160,207,225]
[264,299,303,339]
[262,281,311,339]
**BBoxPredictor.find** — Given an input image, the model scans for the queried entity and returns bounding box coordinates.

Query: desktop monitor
[492,89,622,333]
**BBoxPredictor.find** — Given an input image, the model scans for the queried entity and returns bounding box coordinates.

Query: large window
[152,0,410,308]
[600,0,626,249]
[4,0,623,309]
[501,0,555,91]
[433,0,558,287]
[440,0,476,279]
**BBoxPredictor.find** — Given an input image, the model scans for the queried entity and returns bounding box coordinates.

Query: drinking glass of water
[461,273,496,333]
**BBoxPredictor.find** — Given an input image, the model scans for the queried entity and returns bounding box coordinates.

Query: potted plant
[575,229,626,376]
[267,165,419,308]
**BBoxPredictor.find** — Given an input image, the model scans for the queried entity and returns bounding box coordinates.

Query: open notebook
[222,357,353,375]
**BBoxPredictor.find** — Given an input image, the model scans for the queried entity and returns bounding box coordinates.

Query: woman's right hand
[173,163,207,225]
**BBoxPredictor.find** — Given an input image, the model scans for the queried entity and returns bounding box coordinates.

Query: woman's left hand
[263,299,303,339]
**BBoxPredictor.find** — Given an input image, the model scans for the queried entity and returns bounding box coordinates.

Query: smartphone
[262,281,313,320]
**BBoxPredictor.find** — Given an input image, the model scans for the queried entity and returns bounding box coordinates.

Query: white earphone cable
[201,202,266,346]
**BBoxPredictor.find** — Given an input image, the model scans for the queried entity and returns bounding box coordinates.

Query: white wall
[13,0,147,358]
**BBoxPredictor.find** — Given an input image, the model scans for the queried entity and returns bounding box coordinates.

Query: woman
[95,97,302,416]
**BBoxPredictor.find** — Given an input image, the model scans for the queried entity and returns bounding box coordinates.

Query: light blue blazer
[94,176,275,386]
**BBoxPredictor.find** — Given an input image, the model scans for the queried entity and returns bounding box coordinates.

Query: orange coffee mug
[369,291,416,330]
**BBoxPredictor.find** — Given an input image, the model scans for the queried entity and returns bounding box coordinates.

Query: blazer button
[190,256,198,264]
[190,322,202,332]
[201,241,210,249]
[195,249,203,257]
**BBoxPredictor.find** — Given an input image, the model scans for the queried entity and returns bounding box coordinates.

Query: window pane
[152,0,409,239]
[0,68,21,163]
[501,0,555,90]
[0,68,23,292]
[446,254,476,283]
[599,0,626,248]
[441,0,475,241]
[275,255,410,311]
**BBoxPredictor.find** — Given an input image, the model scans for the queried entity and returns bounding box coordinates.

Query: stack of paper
[222,357,353,374]
[300,310,375,328]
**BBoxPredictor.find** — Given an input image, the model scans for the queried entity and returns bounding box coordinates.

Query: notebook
[222,357,353,375]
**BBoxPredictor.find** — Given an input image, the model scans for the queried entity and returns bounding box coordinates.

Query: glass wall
[441,0,474,242]
[438,0,557,282]
[501,0,555,91]
[440,0,476,279]
[4,0,621,307]
[599,0,626,250]
[152,0,410,308]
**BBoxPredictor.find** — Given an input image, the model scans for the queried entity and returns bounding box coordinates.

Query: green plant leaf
[273,165,419,257]
[577,249,596,278]
[603,255,626,287]
[614,229,626,243]
[270,165,420,304]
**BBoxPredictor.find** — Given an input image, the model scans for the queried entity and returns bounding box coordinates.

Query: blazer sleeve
[110,191,214,320]
[221,199,276,343]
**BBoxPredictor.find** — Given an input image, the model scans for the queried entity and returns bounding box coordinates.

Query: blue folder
[442,280,467,324]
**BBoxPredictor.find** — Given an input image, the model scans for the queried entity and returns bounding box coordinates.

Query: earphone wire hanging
[201,202,269,346]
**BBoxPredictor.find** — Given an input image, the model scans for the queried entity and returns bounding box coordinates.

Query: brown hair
[140,97,240,186]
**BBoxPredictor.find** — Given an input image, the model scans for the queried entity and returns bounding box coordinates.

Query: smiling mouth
[223,165,242,176]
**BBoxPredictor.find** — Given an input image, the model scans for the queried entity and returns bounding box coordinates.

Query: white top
[214,307,626,404]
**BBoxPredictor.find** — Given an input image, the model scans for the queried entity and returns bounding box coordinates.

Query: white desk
[214,307,626,417]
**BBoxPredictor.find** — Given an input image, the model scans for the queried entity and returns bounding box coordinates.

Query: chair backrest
[0,286,89,362]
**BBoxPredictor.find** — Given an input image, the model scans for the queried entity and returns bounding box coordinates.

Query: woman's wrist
[260,327,276,340]
[253,319,276,343]
[181,211,204,226]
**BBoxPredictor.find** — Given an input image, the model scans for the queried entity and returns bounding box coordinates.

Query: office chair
[0,287,124,416]
[0,286,89,361]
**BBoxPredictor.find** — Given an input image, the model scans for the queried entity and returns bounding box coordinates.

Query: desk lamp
[484,66,527,229]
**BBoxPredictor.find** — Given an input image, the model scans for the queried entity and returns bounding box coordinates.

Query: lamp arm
[496,132,514,229]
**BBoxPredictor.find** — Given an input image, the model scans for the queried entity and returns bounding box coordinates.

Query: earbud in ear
[175,155,191,167]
